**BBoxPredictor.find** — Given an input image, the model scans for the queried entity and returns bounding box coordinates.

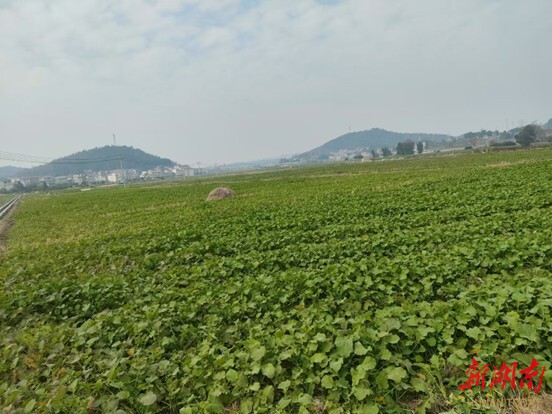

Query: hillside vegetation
[1,149,552,413]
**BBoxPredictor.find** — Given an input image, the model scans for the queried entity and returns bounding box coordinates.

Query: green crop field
[0,195,13,206]
[1,149,552,413]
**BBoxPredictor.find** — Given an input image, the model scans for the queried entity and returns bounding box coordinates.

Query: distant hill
[15,146,175,177]
[298,128,453,160]
[0,166,25,179]
[544,118,552,130]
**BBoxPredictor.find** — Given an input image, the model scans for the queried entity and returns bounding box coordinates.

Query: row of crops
[1,149,552,413]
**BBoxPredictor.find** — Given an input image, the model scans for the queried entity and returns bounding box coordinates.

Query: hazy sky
[1,0,551,166]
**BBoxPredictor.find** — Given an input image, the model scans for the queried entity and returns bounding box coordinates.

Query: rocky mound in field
[206,187,235,201]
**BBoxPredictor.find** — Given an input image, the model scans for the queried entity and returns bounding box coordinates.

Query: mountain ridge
[0,166,26,179]
[298,128,453,160]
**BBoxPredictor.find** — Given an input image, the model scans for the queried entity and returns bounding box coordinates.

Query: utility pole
[113,134,125,187]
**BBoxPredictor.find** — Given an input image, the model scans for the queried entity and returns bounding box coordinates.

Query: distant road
[0,195,20,252]
[0,195,20,221]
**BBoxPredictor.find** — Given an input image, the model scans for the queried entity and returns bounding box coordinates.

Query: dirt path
[0,200,19,253]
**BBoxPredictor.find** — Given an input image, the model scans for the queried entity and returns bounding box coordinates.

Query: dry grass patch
[206,187,235,201]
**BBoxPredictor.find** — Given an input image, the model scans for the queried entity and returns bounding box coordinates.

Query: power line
[0,148,137,164]
[0,150,179,169]
[0,151,53,164]
[0,152,124,165]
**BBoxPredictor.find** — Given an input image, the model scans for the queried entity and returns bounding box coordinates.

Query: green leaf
[226,369,239,382]
[351,367,365,386]
[335,336,354,358]
[295,393,313,405]
[278,380,291,392]
[250,362,261,374]
[466,327,481,339]
[447,349,469,366]
[353,386,371,401]
[277,398,292,409]
[251,346,266,361]
[116,390,130,399]
[24,399,36,413]
[354,342,368,356]
[321,375,334,389]
[262,363,276,379]
[387,367,407,383]
[375,372,389,390]
[362,403,379,414]
[387,334,400,344]
[329,358,343,372]
[380,348,392,360]
[518,323,538,342]
[411,377,426,392]
[260,385,274,403]
[240,398,253,413]
[138,391,157,406]
[361,356,377,371]
[351,356,377,386]
[311,353,327,364]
